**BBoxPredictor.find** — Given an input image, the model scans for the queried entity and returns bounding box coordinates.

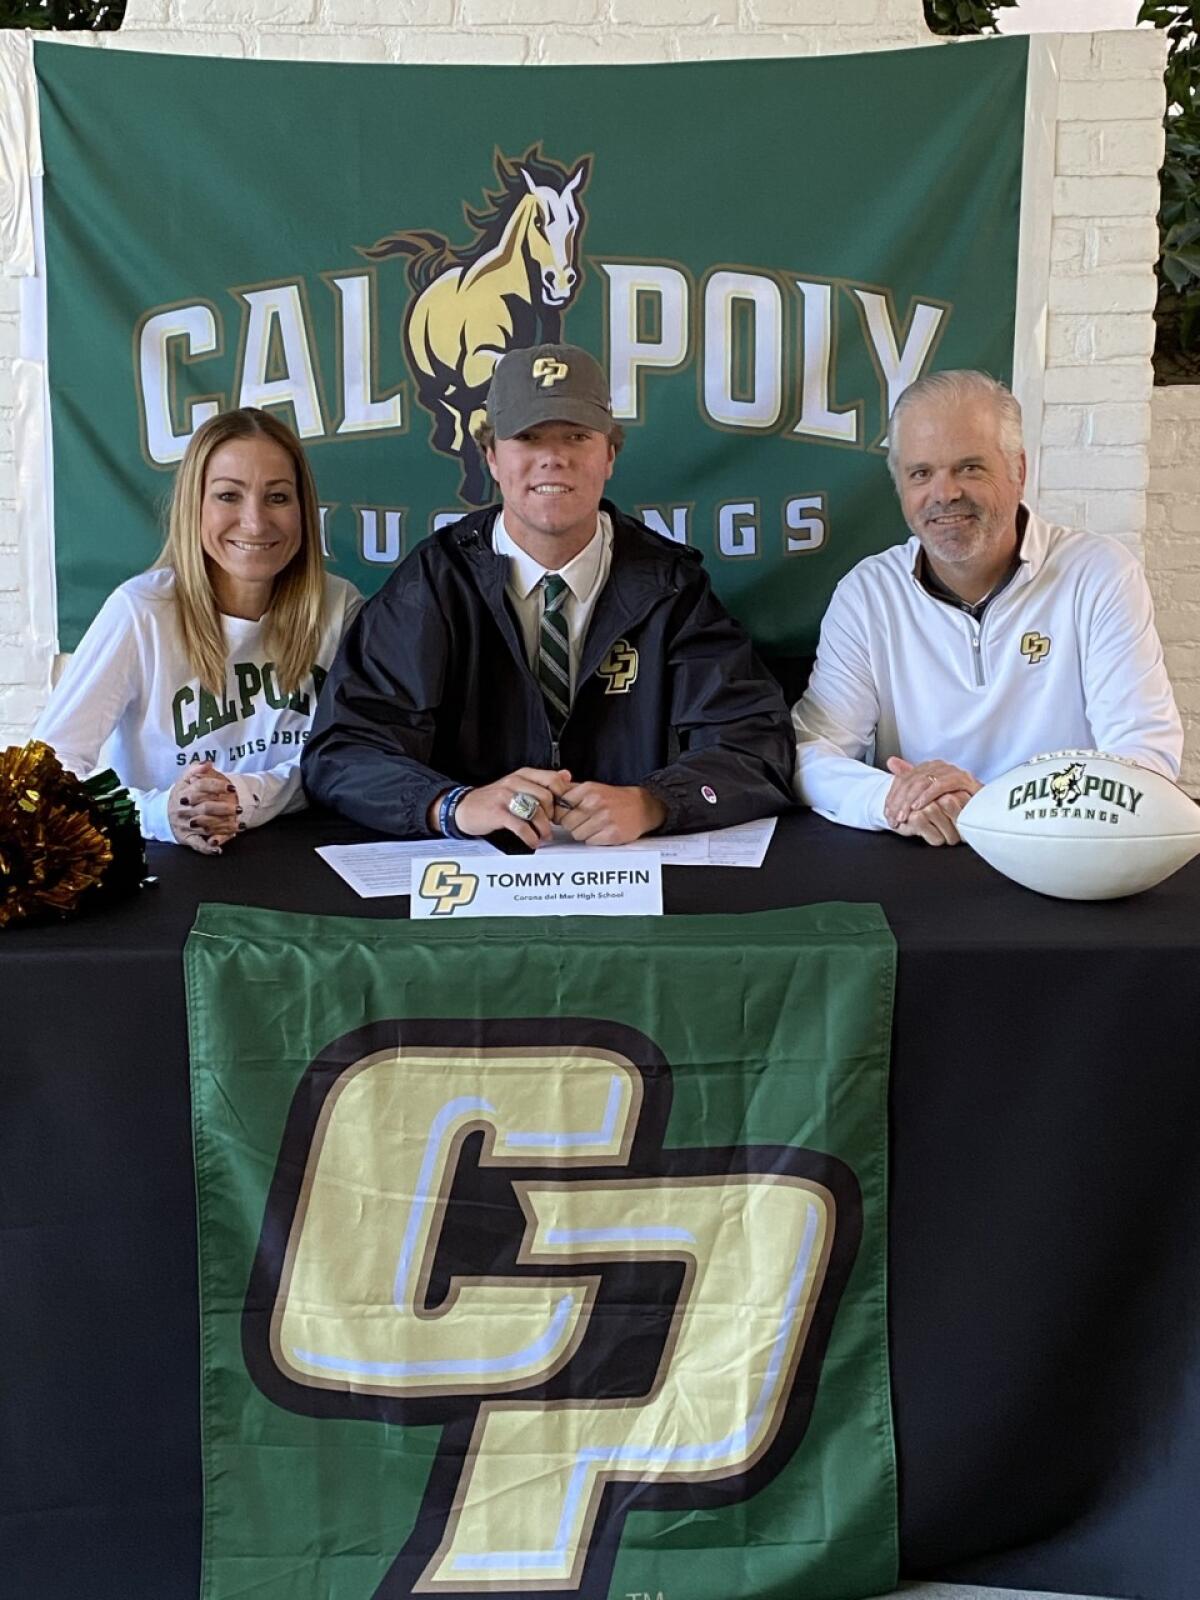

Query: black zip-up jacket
[302,502,795,837]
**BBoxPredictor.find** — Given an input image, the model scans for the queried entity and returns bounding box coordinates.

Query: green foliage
[923,0,1018,37]
[1140,2,1200,379]
[0,0,124,27]
[1140,2,1200,111]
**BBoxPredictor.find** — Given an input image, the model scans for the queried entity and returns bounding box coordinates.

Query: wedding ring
[507,791,539,822]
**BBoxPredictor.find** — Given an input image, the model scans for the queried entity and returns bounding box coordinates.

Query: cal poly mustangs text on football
[33,568,361,840]
[1007,756,1145,825]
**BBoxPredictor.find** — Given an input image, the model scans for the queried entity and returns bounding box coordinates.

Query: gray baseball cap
[486,343,614,438]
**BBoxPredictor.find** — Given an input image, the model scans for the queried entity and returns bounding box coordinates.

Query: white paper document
[318,817,775,900]
[540,816,776,869]
[316,838,501,899]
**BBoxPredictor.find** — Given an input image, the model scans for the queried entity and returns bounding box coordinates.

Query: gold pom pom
[0,740,145,929]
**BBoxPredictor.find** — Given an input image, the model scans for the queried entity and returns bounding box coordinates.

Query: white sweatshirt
[792,510,1183,831]
[34,568,362,842]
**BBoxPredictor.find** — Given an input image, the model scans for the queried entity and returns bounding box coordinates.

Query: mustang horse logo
[1048,761,1086,806]
[362,145,592,505]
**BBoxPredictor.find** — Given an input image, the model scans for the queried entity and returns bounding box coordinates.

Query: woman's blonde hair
[157,407,326,696]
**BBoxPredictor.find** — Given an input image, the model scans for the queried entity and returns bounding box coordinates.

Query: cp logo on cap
[418,861,479,915]
[532,356,569,388]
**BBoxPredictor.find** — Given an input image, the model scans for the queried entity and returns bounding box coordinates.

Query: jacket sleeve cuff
[638,774,702,834]
[638,767,789,835]
[136,787,175,843]
[865,774,893,831]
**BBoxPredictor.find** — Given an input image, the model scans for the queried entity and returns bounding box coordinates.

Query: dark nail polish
[236,806,243,815]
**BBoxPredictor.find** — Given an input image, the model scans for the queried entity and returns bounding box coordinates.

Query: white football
[957,749,1200,900]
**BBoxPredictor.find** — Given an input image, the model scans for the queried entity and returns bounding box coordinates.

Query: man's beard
[916,497,995,562]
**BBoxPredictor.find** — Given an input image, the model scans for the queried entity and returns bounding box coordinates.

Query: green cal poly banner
[186,903,897,1600]
[36,39,1028,652]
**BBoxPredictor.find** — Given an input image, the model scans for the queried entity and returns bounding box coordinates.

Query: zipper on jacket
[550,736,561,767]
[969,622,984,687]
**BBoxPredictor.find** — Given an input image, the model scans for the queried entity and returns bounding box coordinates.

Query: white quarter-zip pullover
[792,510,1183,831]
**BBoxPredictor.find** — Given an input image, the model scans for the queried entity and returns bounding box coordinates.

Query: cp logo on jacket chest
[597,639,638,694]
[1020,630,1051,664]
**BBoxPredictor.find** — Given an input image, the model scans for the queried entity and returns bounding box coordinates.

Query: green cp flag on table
[34,38,1028,655]
[186,903,896,1600]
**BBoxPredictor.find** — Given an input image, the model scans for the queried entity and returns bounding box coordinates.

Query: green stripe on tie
[539,573,570,729]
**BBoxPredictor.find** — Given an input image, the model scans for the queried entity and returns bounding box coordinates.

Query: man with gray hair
[791,369,1182,844]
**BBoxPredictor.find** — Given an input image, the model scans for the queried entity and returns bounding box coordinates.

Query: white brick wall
[1034,29,1170,569]
[1148,385,1200,793]
[62,0,940,62]
[2,6,1195,796]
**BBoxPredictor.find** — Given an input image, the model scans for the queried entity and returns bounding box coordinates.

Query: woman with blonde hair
[35,407,361,852]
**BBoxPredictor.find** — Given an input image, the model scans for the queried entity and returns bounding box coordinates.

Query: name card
[410,850,663,920]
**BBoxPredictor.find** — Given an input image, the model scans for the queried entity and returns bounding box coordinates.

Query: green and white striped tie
[538,572,571,732]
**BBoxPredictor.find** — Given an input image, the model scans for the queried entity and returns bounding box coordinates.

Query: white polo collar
[494,512,609,600]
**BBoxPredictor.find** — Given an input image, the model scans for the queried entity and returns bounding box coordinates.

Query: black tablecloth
[4,810,1200,1600]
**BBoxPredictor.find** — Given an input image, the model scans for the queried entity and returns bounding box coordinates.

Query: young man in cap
[303,343,794,846]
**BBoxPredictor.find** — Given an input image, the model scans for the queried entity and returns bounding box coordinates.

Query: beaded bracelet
[438,785,473,840]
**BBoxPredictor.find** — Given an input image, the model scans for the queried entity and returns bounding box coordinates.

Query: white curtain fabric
[1,34,56,669]
[0,31,42,278]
